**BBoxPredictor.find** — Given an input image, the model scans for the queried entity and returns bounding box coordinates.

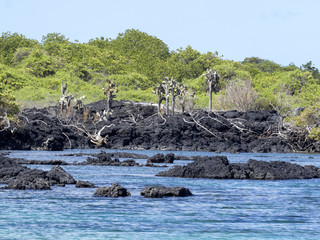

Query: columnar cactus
[59,81,73,112]
[153,83,165,113]
[162,77,171,115]
[178,84,188,113]
[204,69,220,111]
[168,78,181,116]
[103,79,117,112]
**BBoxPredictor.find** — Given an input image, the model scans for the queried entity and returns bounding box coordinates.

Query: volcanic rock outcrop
[0,100,293,153]
[156,156,320,180]
[0,154,76,190]
[93,182,131,197]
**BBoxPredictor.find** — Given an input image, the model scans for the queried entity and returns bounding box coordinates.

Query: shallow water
[1,149,320,239]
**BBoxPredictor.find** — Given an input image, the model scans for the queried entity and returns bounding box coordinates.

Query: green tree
[301,61,320,81]
[20,47,60,77]
[166,46,218,81]
[110,29,170,83]
[0,63,27,89]
[41,33,70,57]
[0,32,38,65]
[0,82,19,119]
[242,57,281,73]
[215,60,251,81]
[88,36,111,49]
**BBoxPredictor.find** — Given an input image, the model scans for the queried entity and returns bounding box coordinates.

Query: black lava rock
[93,182,131,197]
[75,180,95,188]
[46,165,76,184]
[156,156,320,180]
[140,186,192,198]
[0,155,76,190]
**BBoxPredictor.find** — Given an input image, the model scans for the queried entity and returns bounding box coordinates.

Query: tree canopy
[0,29,319,114]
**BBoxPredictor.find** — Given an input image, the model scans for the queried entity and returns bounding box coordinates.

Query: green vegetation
[0,81,19,128]
[1,30,320,118]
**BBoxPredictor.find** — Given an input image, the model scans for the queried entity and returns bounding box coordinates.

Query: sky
[1,0,320,68]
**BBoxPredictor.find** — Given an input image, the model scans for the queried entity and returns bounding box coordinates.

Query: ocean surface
[1,149,320,240]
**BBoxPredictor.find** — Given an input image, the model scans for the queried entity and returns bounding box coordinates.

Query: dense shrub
[216,79,258,111]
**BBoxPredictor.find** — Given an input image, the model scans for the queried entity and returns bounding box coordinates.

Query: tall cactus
[153,83,165,113]
[161,77,189,115]
[166,77,186,116]
[178,84,188,113]
[104,79,117,112]
[204,69,220,111]
[170,79,181,116]
[59,81,73,112]
[162,77,171,115]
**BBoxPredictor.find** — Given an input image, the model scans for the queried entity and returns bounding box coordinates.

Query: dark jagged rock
[87,151,113,164]
[75,180,95,188]
[164,153,175,163]
[0,100,297,153]
[246,159,320,180]
[0,158,25,183]
[156,156,320,180]
[41,136,64,151]
[157,156,232,179]
[83,151,139,166]
[27,178,51,190]
[46,165,76,184]
[60,152,148,159]
[104,152,148,159]
[93,182,131,197]
[140,186,192,198]
[121,159,138,166]
[146,153,175,164]
[0,156,76,190]
[144,163,168,168]
[146,154,164,164]
[17,159,68,165]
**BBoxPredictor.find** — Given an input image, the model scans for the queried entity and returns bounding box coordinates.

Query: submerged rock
[93,182,131,197]
[75,180,95,188]
[156,156,320,180]
[140,186,192,198]
[17,159,68,165]
[146,153,175,164]
[85,151,139,166]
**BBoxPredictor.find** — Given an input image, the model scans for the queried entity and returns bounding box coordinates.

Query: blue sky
[1,0,320,67]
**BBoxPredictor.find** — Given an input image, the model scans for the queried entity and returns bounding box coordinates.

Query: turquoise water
[1,149,320,239]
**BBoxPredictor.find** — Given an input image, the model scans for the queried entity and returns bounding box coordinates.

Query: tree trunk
[171,88,175,116]
[172,96,175,115]
[209,81,212,111]
[181,100,185,113]
[165,85,169,115]
[107,95,112,112]
[157,96,162,113]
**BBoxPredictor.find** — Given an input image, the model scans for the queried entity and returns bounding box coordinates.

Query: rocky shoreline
[2,100,320,196]
[0,100,293,153]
